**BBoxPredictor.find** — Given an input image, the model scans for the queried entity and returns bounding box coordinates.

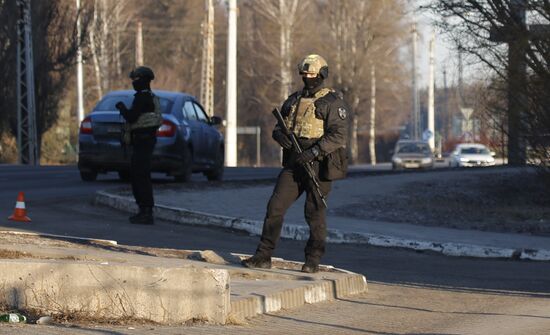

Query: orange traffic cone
[8,192,31,222]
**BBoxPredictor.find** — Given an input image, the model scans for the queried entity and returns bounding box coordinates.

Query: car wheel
[174,146,193,182]
[80,170,97,182]
[205,147,224,181]
[118,170,131,181]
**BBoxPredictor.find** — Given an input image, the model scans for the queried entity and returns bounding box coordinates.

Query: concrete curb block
[95,191,550,262]
[230,273,367,319]
[0,259,230,324]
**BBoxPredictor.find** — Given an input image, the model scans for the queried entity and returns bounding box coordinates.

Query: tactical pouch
[122,124,132,145]
[321,147,348,181]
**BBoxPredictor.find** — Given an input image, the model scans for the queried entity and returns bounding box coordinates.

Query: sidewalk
[0,231,366,325]
[96,168,550,261]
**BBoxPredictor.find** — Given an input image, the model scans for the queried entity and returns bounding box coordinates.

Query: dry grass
[225,312,249,326]
[0,248,85,262]
[0,248,31,259]
[52,312,159,326]
[0,134,17,163]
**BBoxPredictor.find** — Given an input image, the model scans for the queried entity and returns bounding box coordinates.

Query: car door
[182,100,205,164]
[192,102,219,165]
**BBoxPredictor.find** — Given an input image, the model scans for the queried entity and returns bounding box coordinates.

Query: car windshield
[397,143,431,154]
[461,147,490,155]
[95,95,174,114]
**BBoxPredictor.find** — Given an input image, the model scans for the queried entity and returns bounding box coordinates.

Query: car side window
[192,103,208,123]
[183,101,198,121]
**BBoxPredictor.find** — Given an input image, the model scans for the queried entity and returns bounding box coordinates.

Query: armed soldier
[242,54,349,273]
[115,66,162,225]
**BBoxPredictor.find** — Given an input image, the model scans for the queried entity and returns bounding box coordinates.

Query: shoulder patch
[338,107,347,120]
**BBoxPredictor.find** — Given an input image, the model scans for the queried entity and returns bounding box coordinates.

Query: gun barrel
[272,108,327,208]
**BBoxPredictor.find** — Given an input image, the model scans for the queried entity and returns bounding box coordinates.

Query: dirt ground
[333,169,550,236]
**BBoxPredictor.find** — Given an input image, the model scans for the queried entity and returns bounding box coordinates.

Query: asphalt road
[0,164,549,334]
[0,163,547,291]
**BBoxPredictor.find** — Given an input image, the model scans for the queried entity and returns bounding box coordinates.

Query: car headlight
[460,157,469,162]
[487,157,495,163]
[421,157,432,164]
[393,157,402,164]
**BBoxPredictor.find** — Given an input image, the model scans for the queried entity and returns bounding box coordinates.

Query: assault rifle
[272,108,328,208]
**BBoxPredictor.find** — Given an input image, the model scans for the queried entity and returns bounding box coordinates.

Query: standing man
[242,54,349,273]
[115,66,162,225]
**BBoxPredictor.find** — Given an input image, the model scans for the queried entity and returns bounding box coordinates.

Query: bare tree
[248,0,308,101]
[87,0,138,98]
[425,0,550,169]
[318,0,410,163]
[0,0,18,136]
[1,0,415,166]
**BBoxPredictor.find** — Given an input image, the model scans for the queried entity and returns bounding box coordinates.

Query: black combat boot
[241,254,272,269]
[129,207,154,225]
[301,260,319,273]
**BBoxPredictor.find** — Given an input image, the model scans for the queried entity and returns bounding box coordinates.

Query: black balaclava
[132,77,151,92]
[302,75,324,95]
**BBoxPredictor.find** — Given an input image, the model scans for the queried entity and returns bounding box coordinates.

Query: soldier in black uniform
[115,66,162,225]
[242,54,349,273]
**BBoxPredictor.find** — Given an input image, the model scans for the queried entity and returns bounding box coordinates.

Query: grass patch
[0,249,31,259]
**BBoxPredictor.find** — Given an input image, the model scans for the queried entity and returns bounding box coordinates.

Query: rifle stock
[272,108,328,208]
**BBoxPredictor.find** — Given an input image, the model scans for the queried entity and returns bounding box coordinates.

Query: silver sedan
[449,143,496,167]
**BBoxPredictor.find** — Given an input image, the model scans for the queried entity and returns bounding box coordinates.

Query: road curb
[230,272,367,319]
[95,191,550,262]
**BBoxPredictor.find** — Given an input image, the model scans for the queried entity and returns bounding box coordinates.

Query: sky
[415,7,460,89]
[410,0,473,90]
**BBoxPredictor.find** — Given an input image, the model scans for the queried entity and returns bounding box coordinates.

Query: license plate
[405,163,420,168]
[107,126,121,133]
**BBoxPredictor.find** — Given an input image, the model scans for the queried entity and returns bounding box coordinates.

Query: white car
[449,143,496,167]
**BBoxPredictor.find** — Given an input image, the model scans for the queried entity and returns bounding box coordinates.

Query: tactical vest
[285,88,332,139]
[123,91,163,144]
[130,92,163,131]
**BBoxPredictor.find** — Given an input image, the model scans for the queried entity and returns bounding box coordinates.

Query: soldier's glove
[296,146,320,165]
[273,130,293,149]
[115,101,126,111]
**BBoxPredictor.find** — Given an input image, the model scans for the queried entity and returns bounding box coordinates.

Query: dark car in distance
[78,90,224,182]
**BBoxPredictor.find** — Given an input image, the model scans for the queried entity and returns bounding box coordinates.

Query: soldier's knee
[266,193,288,215]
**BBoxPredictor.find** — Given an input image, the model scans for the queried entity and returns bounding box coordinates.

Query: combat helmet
[129,66,155,81]
[298,54,328,79]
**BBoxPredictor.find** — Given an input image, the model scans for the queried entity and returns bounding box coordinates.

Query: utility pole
[411,23,419,140]
[16,0,38,165]
[76,0,85,124]
[442,67,448,136]
[457,46,473,142]
[488,0,550,165]
[427,32,435,150]
[135,21,144,67]
[369,65,376,165]
[200,0,215,116]
[225,0,238,167]
[458,46,464,104]
[504,0,527,165]
[492,0,527,165]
